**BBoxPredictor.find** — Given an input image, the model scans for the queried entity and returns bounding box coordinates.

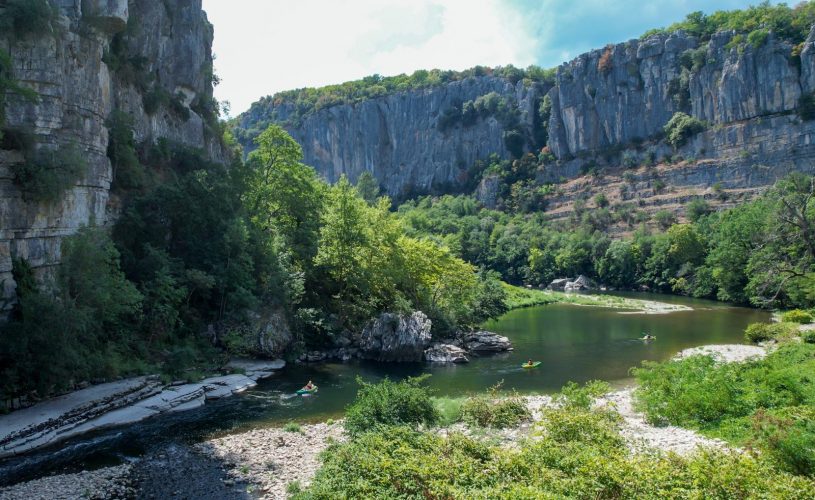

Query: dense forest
[0,124,505,403]
[397,170,815,309]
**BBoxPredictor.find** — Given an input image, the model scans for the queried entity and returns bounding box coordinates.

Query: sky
[202,0,779,116]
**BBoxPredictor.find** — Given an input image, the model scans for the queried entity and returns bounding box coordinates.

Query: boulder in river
[424,343,469,363]
[359,311,432,362]
[460,330,513,352]
[564,275,595,292]
[548,278,571,290]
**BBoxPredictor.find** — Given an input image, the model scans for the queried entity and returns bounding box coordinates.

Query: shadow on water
[0,292,770,486]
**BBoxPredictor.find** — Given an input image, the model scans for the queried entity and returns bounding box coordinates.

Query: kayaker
[525,360,533,367]
[304,380,314,390]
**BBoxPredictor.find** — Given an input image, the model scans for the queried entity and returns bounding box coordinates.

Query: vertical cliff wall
[0,0,224,305]
[238,76,546,197]
[237,24,815,216]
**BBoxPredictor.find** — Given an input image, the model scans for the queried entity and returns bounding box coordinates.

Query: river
[0,293,770,484]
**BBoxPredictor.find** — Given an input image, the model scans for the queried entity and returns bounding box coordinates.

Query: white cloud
[202,0,535,115]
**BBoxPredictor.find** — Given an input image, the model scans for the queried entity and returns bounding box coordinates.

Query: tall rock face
[237,76,545,197]
[0,0,224,305]
[238,25,815,214]
[546,29,812,157]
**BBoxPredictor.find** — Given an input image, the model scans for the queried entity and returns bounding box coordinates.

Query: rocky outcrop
[237,76,546,197]
[250,309,293,358]
[0,0,224,309]
[424,343,469,363]
[0,359,284,459]
[358,311,432,362]
[459,330,512,353]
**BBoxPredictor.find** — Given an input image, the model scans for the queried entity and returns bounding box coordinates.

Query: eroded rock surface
[358,311,433,362]
[0,360,284,458]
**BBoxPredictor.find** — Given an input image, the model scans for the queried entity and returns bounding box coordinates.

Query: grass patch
[633,342,815,476]
[502,283,683,312]
[283,422,302,433]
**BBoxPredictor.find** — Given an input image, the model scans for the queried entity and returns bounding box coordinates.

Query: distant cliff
[236,22,815,209]
[0,0,224,304]
[236,73,549,197]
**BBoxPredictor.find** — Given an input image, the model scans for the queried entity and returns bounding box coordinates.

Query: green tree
[246,124,323,266]
[355,170,380,205]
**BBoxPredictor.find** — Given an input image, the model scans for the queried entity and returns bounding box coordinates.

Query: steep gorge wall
[238,76,545,197]
[538,27,815,222]
[0,0,223,304]
[239,24,815,217]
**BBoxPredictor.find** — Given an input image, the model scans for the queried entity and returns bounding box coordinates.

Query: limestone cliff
[237,75,547,197]
[236,24,815,216]
[0,0,223,305]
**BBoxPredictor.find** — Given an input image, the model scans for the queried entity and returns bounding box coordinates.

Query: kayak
[640,336,656,341]
[296,385,318,395]
[521,362,542,369]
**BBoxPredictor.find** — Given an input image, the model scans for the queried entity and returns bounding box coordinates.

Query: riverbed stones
[196,421,346,500]
[424,343,469,363]
[460,331,512,352]
[0,464,134,500]
[359,311,432,362]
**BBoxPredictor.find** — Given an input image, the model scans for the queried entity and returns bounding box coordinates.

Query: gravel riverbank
[196,421,346,500]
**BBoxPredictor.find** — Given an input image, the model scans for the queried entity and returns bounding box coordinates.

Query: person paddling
[304,380,314,390]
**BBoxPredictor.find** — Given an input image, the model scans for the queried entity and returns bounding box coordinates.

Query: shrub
[634,343,815,453]
[284,422,302,433]
[799,92,815,121]
[0,0,56,38]
[0,228,143,400]
[686,197,712,222]
[744,322,798,343]
[503,129,524,158]
[106,111,144,190]
[594,193,609,208]
[460,390,530,429]
[664,112,706,147]
[782,309,813,324]
[747,28,770,49]
[11,144,87,202]
[344,376,439,436]
[554,380,610,409]
[654,209,676,230]
[803,330,815,344]
[621,150,638,168]
[753,408,815,476]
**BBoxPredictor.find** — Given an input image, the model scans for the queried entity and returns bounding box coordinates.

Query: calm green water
[0,293,770,482]
[230,293,769,428]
